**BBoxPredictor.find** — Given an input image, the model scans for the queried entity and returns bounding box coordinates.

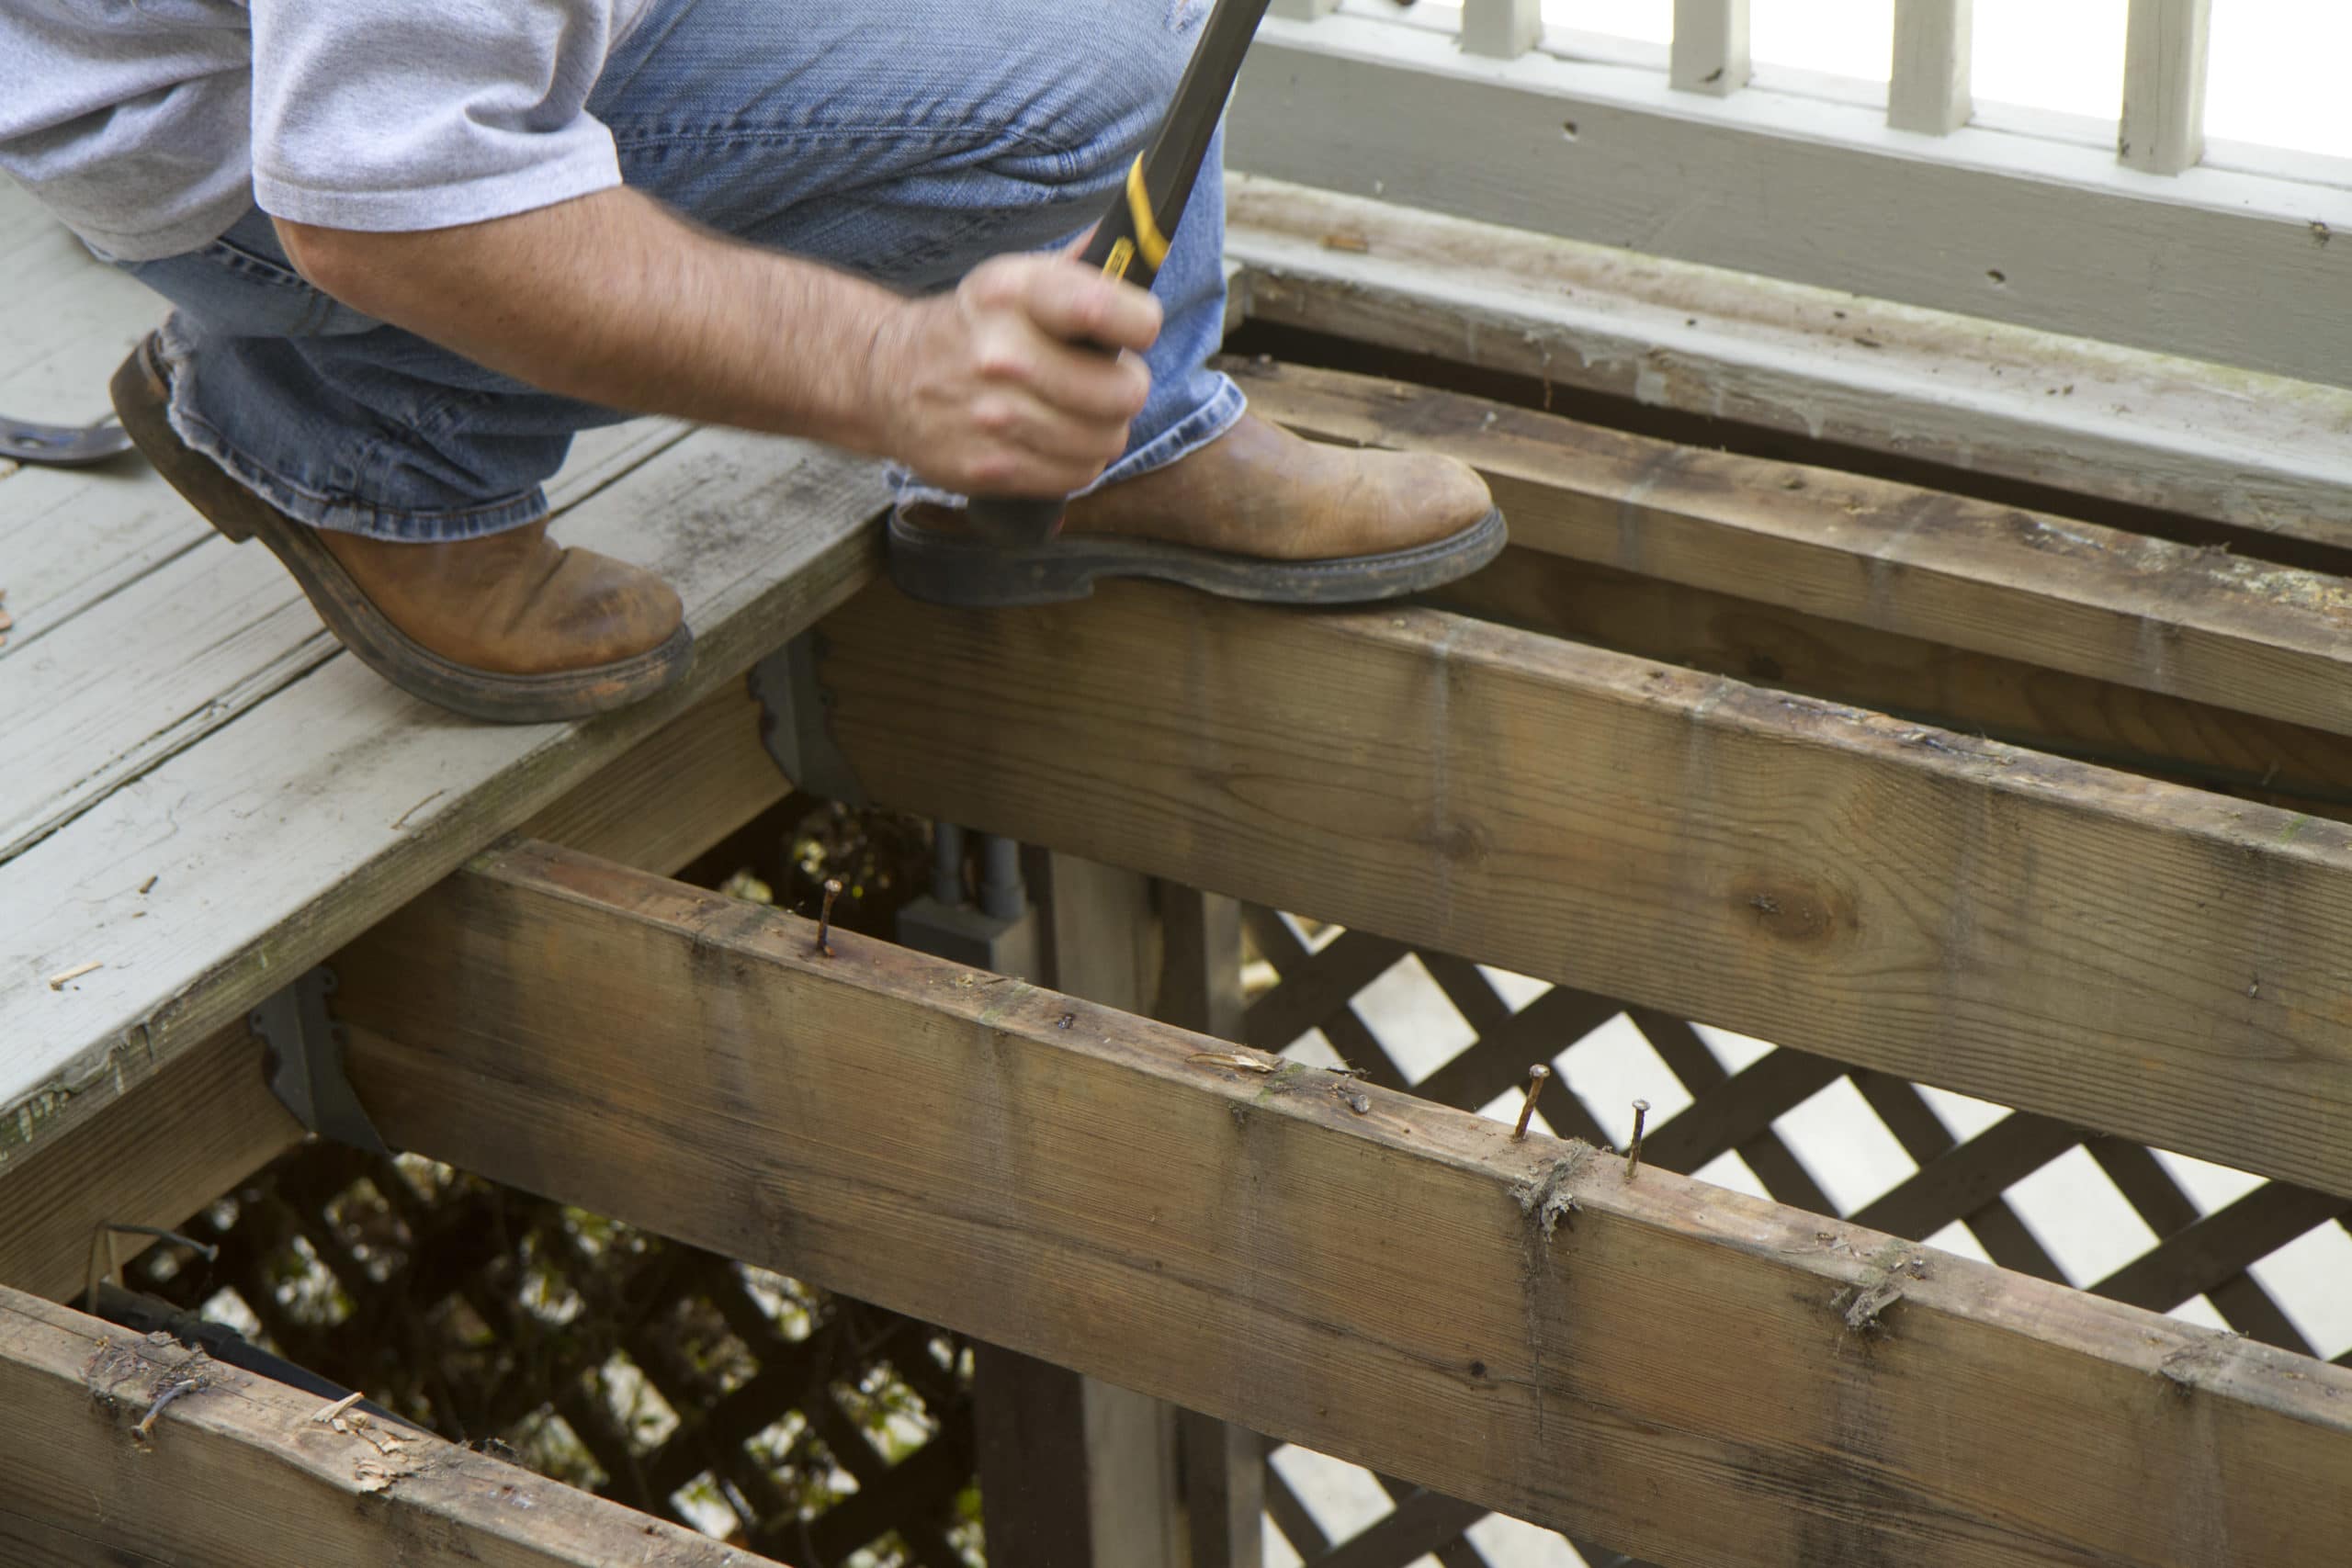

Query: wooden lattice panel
[122,1145,979,1566]
[1238,905,2352,1568]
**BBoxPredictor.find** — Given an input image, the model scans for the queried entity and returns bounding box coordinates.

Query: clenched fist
[867,253,1161,497]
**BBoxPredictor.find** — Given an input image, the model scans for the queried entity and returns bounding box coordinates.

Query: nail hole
[1986,269,2007,285]
[1469,1360,1487,1379]
[1560,120,1579,141]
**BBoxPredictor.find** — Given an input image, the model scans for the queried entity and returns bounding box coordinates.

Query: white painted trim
[1461,0,1540,62]
[1670,0,1749,96]
[1228,13,2352,388]
[1889,0,1971,136]
[2120,0,2211,175]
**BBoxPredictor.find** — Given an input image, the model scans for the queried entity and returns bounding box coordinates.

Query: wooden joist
[324,840,2352,1568]
[1223,175,2352,555]
[808,580,2352,1199]
[0,1285,779,1567]
[1436,548,2352,819]
[1238,361,2352,739]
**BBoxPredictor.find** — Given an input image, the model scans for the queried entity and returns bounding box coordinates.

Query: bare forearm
[277,187,1162,496]
[277,187,899,453]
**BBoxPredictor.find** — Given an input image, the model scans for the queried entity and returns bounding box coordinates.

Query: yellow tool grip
[1125,154,1170,268]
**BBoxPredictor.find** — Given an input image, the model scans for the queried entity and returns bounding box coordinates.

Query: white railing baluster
[1889,0,1972,134]
[1462,0,1543,60]
[1671,0,1751,96]
[2120,0,2211,174]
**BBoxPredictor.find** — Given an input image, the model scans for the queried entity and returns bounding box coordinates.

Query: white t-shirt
[0,0,656,261]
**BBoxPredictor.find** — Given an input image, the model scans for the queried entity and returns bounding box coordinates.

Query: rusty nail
[1624,1099,1651,1179]
[815,878,843,958]
[1511,1064,1551,1141]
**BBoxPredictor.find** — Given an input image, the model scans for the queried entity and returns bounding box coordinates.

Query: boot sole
[111,335,693,725]
[885,504,1508,608]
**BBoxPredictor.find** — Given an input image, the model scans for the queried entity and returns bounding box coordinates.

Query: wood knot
[1424,817,1491,867]
[1731,876,1851,946]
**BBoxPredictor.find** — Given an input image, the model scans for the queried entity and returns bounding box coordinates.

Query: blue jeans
[119,0,1243,542]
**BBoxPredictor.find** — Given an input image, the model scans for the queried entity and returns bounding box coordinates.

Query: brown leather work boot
[887,412,1504,608]
[111,333,691,723]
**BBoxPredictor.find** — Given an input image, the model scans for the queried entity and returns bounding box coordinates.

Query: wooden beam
[967,852,1188,1568]
[1889,0,1972,134]
[2120,0,2211,175]
[326,840,2352,1567]
[0,1285,777,1567]
[1237,362,2352,742]
[1224,175,2352,557]
[0,1022,301,1303]
[1436,547,2352,820]
[1670,0,1749,95]
[809,580,2352,1199]
[519,676,789,874]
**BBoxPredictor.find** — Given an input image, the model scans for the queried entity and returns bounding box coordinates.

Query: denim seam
[173,400,549,538]
[611,123,1108,185]
[158,341,549,540]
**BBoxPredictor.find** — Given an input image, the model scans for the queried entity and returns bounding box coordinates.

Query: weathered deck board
[812,581,2352,1197]
[0,185,156,423]
[0,416,693,862]
[1239,361,2352,738]
[1226,174,2352,554]
[0,679,785,1303]
[0,429,885,1163]
[1,1286,785,1567]
[0,186,687,666]
[325,839,2352,1568]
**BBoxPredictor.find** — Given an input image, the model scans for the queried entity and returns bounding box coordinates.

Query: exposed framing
[1223,175,2352,550]
[1,1287,779,1567]
[1233,362,2352,739]
[810,579,2352,1200]
[311,839,2352,1568]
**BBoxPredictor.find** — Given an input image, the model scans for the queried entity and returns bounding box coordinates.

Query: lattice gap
[1240,904,2352,1568]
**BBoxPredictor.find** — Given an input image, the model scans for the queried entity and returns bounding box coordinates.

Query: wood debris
[311,1391,365,1429]
[1187,1050,1278,1074]
[1832,1244,1928,1335]
[47,959,101,990]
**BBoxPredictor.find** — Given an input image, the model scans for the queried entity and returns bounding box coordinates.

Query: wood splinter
[46,959,101,990]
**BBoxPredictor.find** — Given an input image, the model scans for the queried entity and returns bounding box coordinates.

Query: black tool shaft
[962,0,1273,546]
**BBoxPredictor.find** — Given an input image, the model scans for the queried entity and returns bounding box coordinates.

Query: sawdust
[2158,1334,2238,1399]
[1831,1243,1928,1336]
[1511,1140,1595,1242]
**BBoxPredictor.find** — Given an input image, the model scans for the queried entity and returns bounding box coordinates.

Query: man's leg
[112,211,691,722]
[113,0,1497,721]
[587,0,1495,592]
[587,0,1243,491]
